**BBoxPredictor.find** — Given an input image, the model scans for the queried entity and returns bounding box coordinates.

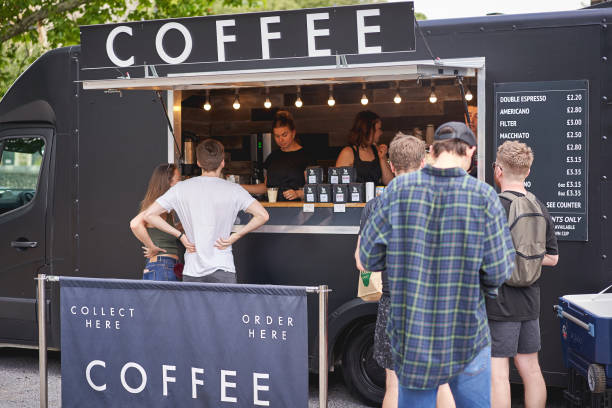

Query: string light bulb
[203,90,211,111]
[465,88,473,101]
[232,89,241,110]
[429,86,438,104]
[264,87,272,109]
[360,83,368,105]
[393,81,402,104]
[327,84,335,107]
[295,86,303,108]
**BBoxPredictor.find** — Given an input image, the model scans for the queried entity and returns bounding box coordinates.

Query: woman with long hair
[129,163,184,281]
[335,110,393,185]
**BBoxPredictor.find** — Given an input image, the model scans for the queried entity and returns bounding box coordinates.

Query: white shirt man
[145,138,269,283]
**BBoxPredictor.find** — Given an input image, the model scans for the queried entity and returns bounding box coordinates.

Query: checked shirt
[359,165,515,389]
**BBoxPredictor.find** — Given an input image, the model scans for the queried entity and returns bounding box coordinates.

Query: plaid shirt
[359,165,515,389]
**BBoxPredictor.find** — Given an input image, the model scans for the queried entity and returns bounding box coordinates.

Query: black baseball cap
[433,121,477,147]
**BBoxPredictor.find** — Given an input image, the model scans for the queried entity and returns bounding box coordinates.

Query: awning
[81,57,484,90]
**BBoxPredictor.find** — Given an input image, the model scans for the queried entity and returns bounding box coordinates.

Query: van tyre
[587,364,607,394]
[341,322,385,405]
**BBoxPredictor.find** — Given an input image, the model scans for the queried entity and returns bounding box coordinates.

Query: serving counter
[234,201,365,235]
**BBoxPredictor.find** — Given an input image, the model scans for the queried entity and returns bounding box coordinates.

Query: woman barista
[242,110,311,201]
[335,110,394,185]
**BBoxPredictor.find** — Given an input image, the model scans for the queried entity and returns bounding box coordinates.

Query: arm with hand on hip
[215,201,270,250]
[144,202,196,252]
[129,211,167,258]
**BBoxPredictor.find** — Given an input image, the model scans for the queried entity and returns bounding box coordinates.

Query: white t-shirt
[156,176,255,277]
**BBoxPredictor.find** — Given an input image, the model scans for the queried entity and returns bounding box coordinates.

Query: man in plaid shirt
[359,122,515,407]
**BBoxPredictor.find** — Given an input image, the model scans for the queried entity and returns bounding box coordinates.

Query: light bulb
[203,90,211,111]
[393,92,402,104]
[233,97,240,110]
[465,89,473,101]
[327,84,335,107]
[360,93,369,105]
[429,89,437,104]
[264,97,272,109]
[295,96,303,108]
[173,105,181,112]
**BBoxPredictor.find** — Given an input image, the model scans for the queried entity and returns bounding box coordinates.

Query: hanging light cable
[203,89,211,111]
[264,87,272,109]
[360,83,368,105]
[429,80,438,104]
[232,89,241,110]
[328,84,335,107]
[295,86,303,108]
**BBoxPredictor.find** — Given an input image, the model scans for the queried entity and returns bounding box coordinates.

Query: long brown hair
[140,163,177,213]
[348,110,380,148]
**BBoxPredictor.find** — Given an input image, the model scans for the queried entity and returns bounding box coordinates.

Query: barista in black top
[335,110,394,185]
[242,111,310,201]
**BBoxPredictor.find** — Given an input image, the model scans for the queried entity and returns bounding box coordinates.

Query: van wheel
[587,364,607,393]
[341,322,385,405]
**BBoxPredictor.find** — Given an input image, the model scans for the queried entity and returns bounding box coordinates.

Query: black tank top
[350,145,382,184]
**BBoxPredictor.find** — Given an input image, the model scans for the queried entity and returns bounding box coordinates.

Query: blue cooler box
[555,293,612,393]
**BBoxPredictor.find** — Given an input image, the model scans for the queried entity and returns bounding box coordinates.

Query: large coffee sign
[494,80,589,241]
[60,278,309,407]
[80,2,414,75]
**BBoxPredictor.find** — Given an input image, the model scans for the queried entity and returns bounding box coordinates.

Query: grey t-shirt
[157,176,255,277]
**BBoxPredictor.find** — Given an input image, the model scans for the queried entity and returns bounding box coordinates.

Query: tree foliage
[0,0,425,97]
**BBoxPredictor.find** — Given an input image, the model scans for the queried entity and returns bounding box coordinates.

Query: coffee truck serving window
[178,76,481,196]
[0,137,45,215]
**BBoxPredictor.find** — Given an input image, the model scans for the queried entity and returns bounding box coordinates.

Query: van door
[0,127,52,345]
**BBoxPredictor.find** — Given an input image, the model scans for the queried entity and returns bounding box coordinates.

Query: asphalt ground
[0,347,570,408]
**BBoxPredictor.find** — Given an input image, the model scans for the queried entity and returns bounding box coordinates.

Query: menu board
[494,80,588,241]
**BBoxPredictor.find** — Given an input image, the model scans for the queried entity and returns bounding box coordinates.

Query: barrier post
[37,274,48,408]
[318,284,328,408]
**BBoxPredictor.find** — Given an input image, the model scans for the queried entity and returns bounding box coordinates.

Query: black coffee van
[0,2,610,404]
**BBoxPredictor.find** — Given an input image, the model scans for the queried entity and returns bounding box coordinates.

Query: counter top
[260,202,366,208]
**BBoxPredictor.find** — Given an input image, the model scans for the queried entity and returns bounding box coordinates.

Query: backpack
[500,191,548,287]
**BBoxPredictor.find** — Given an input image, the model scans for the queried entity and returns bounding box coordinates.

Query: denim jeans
[398,346,491,408]
[143,256,178,282]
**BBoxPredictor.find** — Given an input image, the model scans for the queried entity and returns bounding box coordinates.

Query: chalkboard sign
[494,80,588,241]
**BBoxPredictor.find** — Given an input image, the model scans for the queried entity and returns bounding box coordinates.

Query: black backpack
[500,191,548,287]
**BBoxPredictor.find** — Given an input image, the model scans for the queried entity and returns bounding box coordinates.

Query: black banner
[494,80,589,241]
[60,277,308,407]
[80,2,414,76]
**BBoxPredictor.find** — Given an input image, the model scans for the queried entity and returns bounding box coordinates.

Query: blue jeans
[398,346,491,408]
[143,256,178,281]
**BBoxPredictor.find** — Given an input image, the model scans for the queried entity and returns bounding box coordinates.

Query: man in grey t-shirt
[144,139,269,283]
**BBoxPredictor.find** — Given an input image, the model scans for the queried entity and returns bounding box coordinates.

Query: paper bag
[357,271,383,302]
